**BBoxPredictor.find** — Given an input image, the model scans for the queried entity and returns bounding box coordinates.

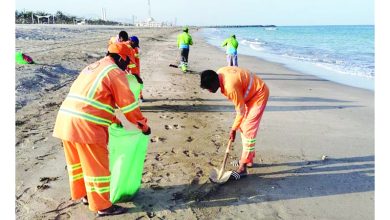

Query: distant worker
[108,31,136,67]
[53,43,151,217]
[177,26,193,73]
[128,35,144,102]
[200,66,269,180]
[221,35,239,66]
[108,31,137,75]
[107,31,141,101]
[108,30,129,45]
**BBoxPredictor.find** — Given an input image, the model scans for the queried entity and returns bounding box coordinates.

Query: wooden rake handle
[217,139,233,180]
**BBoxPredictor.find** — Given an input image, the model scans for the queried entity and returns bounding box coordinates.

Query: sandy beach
[15,24,374,219]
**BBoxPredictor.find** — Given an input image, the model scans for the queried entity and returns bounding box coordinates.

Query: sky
[15,0,374,26]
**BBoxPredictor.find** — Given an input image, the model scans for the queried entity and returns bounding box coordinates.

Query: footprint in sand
[195,167,204,176]
[160,114,174,119]
[186,136,194,142]
[37,176,59,190]
[155,154,163,161]
[211,140,222,152]
[164,124,183,130]
[190,176,200,185]
[150,136,167,143]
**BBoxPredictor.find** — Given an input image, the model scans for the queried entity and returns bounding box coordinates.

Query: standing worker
[200,66,269,180]
[53,43,151,217]
[128,35,144,102]
[177,26,193,73]
[221,35,239,66]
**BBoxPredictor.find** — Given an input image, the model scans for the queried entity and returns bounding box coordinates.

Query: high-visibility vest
[53,56,148,145]
[221,37,239,55]
[177,32,193,49]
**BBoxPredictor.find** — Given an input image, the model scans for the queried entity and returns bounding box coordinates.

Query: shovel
[209,140,233,184]
[168,64,195,73]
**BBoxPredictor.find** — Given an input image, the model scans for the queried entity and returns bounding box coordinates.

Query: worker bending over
[53,43,151,217]
[200,66,269,180]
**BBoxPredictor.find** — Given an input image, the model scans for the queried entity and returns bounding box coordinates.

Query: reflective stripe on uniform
[244,74,254,99]
[128,64,136,68]
[84,175,111,194]
[242,136,256,152]
[68,163,82,172]
[120,101,139,114]
[242,135,256,143]
[68,163,84,181]
[86,186,110,194]
[134,53,139,58]
[71,173,84,181]
[87,64,118,99]
[59,108,111,126]
[243,146,255,152]
[243,144,255,151]
[67,94,115,114]
[245,138,256,144]
[84,175,111,183]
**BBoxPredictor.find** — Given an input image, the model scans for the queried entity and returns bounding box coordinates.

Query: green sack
[15,52,30,64]
[108,123,149,203]
[127,74,143,100]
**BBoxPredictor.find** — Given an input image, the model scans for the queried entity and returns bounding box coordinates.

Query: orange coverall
[108,39,137,71]
[53,56,148,211]
[217,66,269,165]
[128,47,140,76]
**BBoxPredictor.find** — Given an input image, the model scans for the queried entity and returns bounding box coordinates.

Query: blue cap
[130,36,139,47]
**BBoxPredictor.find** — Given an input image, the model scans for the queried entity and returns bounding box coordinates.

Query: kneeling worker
[200,66,269,180]
[53,43,151,217]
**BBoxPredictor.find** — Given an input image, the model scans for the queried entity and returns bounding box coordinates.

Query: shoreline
[16,25,374,219]
[199,26,374,91]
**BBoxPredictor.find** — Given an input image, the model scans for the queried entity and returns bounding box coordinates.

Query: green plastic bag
[108,123,149,203]
[127,74,143,100]
[15,52,30,64]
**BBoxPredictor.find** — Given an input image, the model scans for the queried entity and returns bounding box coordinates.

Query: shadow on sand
[141,103,362,113]
[126,155,374,214]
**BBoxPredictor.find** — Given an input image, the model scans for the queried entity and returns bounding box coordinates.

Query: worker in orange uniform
[108,30,129,46]
[108,32,142,101]
[200,66,269,180]
[128,35,144,102]
[108,31,137,71]
[53,43,151,217]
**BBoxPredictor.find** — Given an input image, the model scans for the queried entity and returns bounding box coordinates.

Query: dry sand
[15,24,374,219]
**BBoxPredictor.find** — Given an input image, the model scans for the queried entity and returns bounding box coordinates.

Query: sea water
[201,25,374,91]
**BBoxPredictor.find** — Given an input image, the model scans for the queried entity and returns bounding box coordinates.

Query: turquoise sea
[201,25,374,91]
